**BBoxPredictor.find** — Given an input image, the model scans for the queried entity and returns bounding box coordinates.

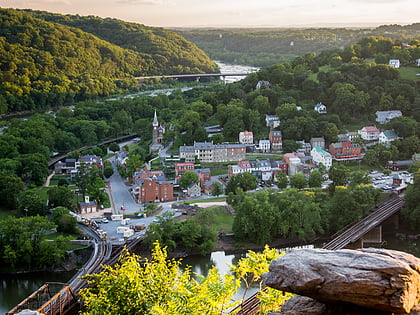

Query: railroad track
[323,196,403,250]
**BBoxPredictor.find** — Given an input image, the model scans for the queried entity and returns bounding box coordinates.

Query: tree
[226,172,257,194]
[211,181,224,197]
[51,206,78,234]
[401,171,420,230]
[275,172,289,189]
[17,189,46,216]
[179,171,199,189]
[47,186,75,210]
[328,164,349,188]
[290,173,307,189]
[211,133,224,144]
[0,215,68,269]
[0,174,25,209]
[108,142,120,153]
[308,170,323,188]
[79,242,291,314]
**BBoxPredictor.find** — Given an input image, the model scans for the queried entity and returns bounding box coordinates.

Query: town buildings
[179,141,246,163]
[265,114,280,129]
[149,110,165,153]
[269,130,283,151]
[134,176,174,203]
[239,131,254,144]
[358,126,380,141]
[329,141,363,161]
[375,110,402,124]
[379,130,399,146]
[311,146,332,170]
[314,103,327,114]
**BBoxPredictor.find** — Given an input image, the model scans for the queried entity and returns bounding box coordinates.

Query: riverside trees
[230,184,380,244]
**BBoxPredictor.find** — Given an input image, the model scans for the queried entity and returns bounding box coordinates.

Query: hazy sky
[1,0,419,28]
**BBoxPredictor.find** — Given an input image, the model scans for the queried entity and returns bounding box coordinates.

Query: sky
[1,0,419,28]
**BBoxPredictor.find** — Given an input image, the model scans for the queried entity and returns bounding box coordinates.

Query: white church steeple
[152,110,159,127]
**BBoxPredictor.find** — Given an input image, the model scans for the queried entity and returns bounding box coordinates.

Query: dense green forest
[24,10,217,75]
[174,24,420,66]
[0,8,217,114]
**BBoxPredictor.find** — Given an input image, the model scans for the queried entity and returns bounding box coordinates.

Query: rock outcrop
[262,248,420,314]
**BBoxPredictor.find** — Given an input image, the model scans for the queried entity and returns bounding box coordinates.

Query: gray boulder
[262,248,420,313]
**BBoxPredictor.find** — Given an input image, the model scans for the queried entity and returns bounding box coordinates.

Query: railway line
[230,195,405,315]
[7,224,145,314]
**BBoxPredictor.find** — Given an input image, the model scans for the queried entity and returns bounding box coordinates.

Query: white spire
[153,110,158,127]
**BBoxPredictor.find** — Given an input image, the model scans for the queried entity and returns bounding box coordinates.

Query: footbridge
[7,227,146,315]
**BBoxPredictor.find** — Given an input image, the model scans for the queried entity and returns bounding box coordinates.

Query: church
[149,110,165,153]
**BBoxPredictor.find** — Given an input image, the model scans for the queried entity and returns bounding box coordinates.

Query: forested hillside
[25,10,217,75]
[0,8,217,115]
[175,24,420,66]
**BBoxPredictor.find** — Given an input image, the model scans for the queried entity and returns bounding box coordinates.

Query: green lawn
[183,197,226,204]
[398,66,420,81]
[201,206,234,234]
[210,168,228,176]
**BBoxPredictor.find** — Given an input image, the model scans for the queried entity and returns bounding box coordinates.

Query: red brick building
[136,177,174,203]
[269,130,283,151]
[175,163,195,176]
[329,142,363,160]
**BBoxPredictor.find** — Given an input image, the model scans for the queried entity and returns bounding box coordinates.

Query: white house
[311,146,332,170]
[187,183,201,197]
[239,131,254,144]
[375,110,402,124]
[389,59,400,68]
[265,115,280,129]
[379,130,398,146]
[258,139,271,153]
[314,103,327,114]
[358,126,380,141]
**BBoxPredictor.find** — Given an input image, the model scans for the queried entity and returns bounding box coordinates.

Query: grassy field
[183,197,226,204]
[398,66,420,81]
[210,168,228,176]
[202,206,234,234]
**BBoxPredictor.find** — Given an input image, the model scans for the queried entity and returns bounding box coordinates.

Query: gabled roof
[312,146,331,156]
[382,130,398,138]
[362,126,380,133]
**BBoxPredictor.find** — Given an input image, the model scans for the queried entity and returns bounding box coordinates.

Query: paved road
[108,156,141,215]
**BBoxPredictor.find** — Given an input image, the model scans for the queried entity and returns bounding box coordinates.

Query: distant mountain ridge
[174,23,420,66]
[0,8,217,114]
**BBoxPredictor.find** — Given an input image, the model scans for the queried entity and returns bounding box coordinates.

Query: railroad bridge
[232,195,405,315]
[8,196,404,314]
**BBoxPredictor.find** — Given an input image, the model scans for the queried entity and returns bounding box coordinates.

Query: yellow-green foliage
[79,243,293,314]
[231,245,293,314]
[80,242,240,314]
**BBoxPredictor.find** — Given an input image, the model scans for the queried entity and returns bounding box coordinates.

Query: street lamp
[24,207,28,217]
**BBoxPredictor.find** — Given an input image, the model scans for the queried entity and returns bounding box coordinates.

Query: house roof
[312,146,331,156]
[362,126,380,133]
[382,130,398,138]
[270,130,282,137]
